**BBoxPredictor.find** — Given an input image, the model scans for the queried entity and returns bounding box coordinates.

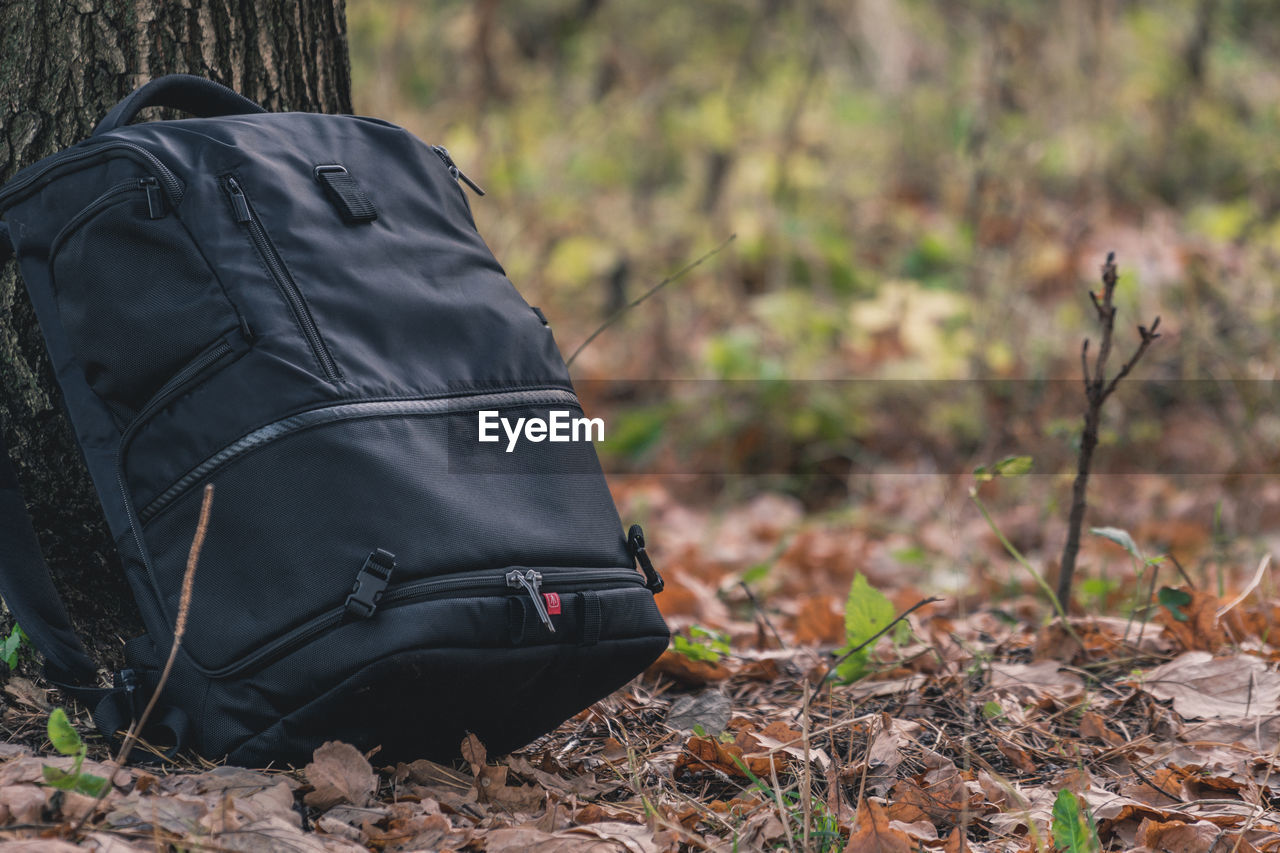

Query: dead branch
[1056,253,1161,610]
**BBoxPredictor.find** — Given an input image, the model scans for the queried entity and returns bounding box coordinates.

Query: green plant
[2,624,28,669]
[1090,525,1165,641]
[42,708,109,797]
[731,755,842,852]
[835,572,894,683]
[671,626,730,663]
[1050,789,1100,853]
[1158,586,1193,622]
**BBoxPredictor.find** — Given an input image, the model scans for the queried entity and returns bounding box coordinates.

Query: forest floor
[3,476,1280,852]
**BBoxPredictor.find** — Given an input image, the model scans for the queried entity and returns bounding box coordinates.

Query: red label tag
[543,592,562,615]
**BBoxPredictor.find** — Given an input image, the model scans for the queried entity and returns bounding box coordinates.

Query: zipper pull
[506,569,555,633]
[139,177,165,219]
[431,145,486,197]
[628,524,664,594]
[225,177,252,223]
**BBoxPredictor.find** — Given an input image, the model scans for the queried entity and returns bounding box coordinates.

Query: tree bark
[0,0,352,668]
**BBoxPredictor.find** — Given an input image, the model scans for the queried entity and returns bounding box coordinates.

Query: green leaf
[47,708,82,757]
[41,765,108,797]
[1051,789,1099,852]
[835,573,894,683]
[974,456,1033,483]
[1158,587,1194,622]
[71,773,109,798]
[1,625,26,670]
[42,765,77,789]
[1090,526,1142,561]
[993,455,1034,477]
[982,700,1004,720]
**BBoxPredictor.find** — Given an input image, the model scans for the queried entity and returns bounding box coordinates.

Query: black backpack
[0,75,669,764]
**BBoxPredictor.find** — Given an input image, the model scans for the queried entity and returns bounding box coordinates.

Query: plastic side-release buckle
[627,524,664,594]
[345,549,396,619]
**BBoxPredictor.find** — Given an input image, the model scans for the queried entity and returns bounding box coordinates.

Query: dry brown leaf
[367,811,473,852]
[988,661,1084,701]
[1079,710,1126,747]
[793,595,845,645]
[942,826,968,853]
[461,734,546,811]
[3,677,49,711]
[304,740,377,809]
[0,784,46,824]
[845,798,915,853]
[645,649,731,685]
[996,742,1038,774]
[1136,817,1225,853]
[1142,652,1280,719]
[673,733,782,780]
[1158,588,1228,652]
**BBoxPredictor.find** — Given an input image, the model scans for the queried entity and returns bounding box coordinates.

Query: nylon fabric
[0,74,669,763]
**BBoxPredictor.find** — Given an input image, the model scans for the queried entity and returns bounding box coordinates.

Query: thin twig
[1057,252,1161,609]
[70,484,214,837]
[739,581,787,650]
[794,597,939,720]
[565,235,736,367]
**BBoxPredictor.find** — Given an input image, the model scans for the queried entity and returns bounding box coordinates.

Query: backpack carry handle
[93,74,267,137]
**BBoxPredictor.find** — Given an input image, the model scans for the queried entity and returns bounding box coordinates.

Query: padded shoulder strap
[0,427,98,684]
[0,221,12,264]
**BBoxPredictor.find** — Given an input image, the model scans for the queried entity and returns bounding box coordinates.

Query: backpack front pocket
[133,388,632,672]
[50,176,244,421]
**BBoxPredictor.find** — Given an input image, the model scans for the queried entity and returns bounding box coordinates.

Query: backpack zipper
[430,146,485,197]
[206,567,646,678]
[48,178,165,260]
[223,176,342,382]
[138,387,580,524]
[115,335,241,601]
[0,141,183,208]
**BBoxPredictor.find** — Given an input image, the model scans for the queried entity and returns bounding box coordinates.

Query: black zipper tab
[431,145,486,197]
[225,177,251,223]
[140,177,165,219]
[628,525,664,593]
[507,569,555,633]
[222,175,341,382]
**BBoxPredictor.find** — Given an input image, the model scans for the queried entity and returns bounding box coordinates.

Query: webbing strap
[0,428,98,684]
[314,165,378,224]
[0,424,185,761]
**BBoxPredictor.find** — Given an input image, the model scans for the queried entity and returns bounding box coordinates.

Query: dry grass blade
[68,483,215,838]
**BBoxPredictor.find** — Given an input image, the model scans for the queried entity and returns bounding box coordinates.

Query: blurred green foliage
[349,0,1280,500]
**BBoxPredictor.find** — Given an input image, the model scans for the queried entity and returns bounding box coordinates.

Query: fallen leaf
[304,741,376,809]
[988,661,1084,701]
[1142,652,1280,719]
[0,784,46,823]
[793,596,845,645]
[3,677,49,711]
[462,734,545,811]
[1157,588,1228,652]
[845,798,915,852]
[645,650,731,685]
[665,691,732,733]
[1079,711,1126,747]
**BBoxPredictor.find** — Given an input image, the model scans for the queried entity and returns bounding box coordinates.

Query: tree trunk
[0,0,352,669]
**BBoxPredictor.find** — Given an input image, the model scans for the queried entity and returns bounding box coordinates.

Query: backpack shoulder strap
[0,427,99,685]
